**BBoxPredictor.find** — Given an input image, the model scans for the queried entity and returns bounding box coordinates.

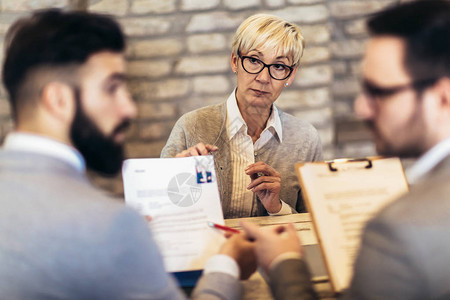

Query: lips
[250,88,269,96]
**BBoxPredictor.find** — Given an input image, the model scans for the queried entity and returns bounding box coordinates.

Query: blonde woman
[161,14,322,218]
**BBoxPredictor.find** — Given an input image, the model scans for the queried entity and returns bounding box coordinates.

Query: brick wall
[0,0,402,195]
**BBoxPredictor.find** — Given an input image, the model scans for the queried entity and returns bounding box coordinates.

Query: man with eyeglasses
[162,14,322,219]
[239,1,450,299]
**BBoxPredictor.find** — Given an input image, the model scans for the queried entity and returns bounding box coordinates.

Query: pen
[207,221,240,234]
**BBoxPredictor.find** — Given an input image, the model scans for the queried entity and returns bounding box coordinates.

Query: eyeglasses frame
[362,77,438,101]
[237,51,295,81]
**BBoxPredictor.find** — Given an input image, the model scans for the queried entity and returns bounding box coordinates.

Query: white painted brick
[127,60,171,78]
[131,0,176,14]
[179,95,225,115]
[330,1,392,20]
[187,12,244,33]
[1,0,67,11]
[350,61,362,76]
[224,0,260,10]
[175,55,229,75]
[345,18,367,36]
[265,0,285,8]
[137,102,177,119]
[331,39,366,59]
[129,78,190,101]
[187,34,227,53]
[317,126,334,147]
[334,98,355,118]
[301,24,331,44]
[293,65,333,87]
[288,0,323,4]
[271,5,329,24]
[276,87,330,109]
[127,39,183,58]
[193,75,230,94]
[139,121,173,140]
[332,76,360,97]
[90,0,128,16]
[332,62,348,75]
[293,107,333,130]
[181,0,220,11]
[0,23,10,35]
[125,141,167,158]
[120,17,171,36]
[301,46,330,65]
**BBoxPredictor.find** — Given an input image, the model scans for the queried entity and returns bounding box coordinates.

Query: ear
[429,77,450,118]
[438,77,450,112]
[230,52,238,73]
[286,66,299,86]
[41,82,76,124]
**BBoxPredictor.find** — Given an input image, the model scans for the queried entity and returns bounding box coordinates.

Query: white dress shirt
[406,137,450,185]
[2,132,85,173]
[226,90,292,216]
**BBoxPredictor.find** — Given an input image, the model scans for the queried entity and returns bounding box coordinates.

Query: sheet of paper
[122,156,225,272]
[296,157,408,292]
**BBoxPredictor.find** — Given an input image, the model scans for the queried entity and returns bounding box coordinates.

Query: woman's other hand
[245,161,282,213]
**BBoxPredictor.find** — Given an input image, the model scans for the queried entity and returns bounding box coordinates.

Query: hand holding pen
[209,221,256,280]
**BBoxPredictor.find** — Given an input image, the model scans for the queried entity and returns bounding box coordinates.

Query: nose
[120,89,138,120]
[255,66,271,83]
[354,94,375,120]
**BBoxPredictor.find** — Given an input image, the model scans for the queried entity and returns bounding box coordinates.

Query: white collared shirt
[406,137,450,185]
[226,90,292,216]
[2,132,85,173]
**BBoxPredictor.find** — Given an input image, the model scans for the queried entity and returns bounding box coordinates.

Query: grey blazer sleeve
[268,258,318,300]
[192,272,242,300]
[346,217,425,300]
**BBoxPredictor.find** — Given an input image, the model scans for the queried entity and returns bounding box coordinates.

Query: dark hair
[367,0,450,82]
[2,8,125,115]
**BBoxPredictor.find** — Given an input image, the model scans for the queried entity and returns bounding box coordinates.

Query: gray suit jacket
[268,154,450,300]
[347,154,450,299]
[161,101,322,218]
[0,150,241,299]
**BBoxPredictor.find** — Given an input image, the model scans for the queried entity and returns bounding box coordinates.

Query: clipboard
[295,156,409,294]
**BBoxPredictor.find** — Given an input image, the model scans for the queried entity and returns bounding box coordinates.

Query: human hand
[240,221,303,274]
[219,232,257,280]
[245,161,282,213]
[175,142,218,157]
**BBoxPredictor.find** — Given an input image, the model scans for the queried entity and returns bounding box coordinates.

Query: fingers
[245,161,280,178]
[247,175,281,191]
[223,231,234,239]
[239,220,263,240]
[175,143,218,157]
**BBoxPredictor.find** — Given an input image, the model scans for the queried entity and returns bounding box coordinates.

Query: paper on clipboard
[296,157,409,293]
[122,155,225,273]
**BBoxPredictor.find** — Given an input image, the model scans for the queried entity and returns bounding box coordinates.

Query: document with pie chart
[122,155,226,272]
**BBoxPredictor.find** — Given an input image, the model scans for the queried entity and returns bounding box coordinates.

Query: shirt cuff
[269,252,303,272]
[203,254,240,279]
[268,199,293,216]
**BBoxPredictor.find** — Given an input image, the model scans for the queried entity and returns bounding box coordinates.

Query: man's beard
[70,91,130,176]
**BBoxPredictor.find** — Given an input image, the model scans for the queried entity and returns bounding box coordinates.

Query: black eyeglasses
[362,78,438,100]
[238,52,294,80]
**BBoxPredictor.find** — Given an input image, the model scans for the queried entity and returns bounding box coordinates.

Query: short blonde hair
[231,14,305,66]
